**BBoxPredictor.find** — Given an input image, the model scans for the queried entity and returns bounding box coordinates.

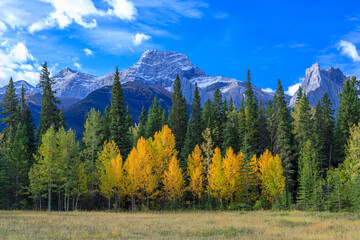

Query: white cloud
[285,82,302,96]
[84,48,94,56]
[0,42,39,86]
[29,0,100,33]
[133,33,151,46]
[73,62,82,70]
[337,40,360,62]
[106,0,137,21]
[261,87,274,93]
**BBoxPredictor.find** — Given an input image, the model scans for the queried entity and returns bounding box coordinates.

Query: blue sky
[0,0,360,95]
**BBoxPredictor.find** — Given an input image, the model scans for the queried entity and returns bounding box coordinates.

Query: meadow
[0,210,359,239]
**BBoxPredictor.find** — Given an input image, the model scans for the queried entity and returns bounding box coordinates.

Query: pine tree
[272,79,295,198]
[59,107,67,129]
[109,66,131,157]
[19,84,35,158]
[222,106,240,153]
[335,76,359,166]
[181,83,203,165]
[320,93,335,169]
[238,96,246,150]
[0,77,19,139]
[37,62,61,144]
[258,99,269,153]
[10,123,31,209]
[169,74,188,153]
[138,106,147,139]
[297,140,319,210]
[103,106,111,142]
[145,96,163,138]
[297,94,313,149]
[244,70,259,156]
[212,88,225,149]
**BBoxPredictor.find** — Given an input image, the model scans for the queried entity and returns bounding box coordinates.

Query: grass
[0,210,360,239]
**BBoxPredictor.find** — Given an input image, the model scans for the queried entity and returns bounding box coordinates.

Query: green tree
[335,76,359,166]
[169,74,188,153]
[37,62,61,144]
[138,106,147,139]
[272,79,295,199]
[109,66,132,157]
[212,88,225,149]
[145,96,163,138]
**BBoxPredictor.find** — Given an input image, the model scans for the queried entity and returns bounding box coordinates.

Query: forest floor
[0,210,359,239]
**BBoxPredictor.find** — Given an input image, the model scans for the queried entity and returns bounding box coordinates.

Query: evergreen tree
[145,96,163,138]
[335,76,359,166]
[138,106,147,139]
[272,79,295,199]
[222,106,239,153]
[0,77,19,208]
[297,140,319,210]
[37,62,60,143]
[244,70,259,156]
[181,83,203,166]
[59,107,67,129]
[212,88,225,149]
[103,106,111,142]
[109,66,131,157]
[297,94,313,149]
[169,74,188,153]
[320,93,335,168]
[238,96,246,150]
[258,98,269,153]
[19,85,35,158]
[201,99,214,130]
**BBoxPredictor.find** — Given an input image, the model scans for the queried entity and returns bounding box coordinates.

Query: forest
[1,62,360,213]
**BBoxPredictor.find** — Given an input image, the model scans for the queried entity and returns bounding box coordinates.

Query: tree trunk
[48,180,51,211]
[15,174,19,209]
[75,195,79,210]
[108,193,111,210]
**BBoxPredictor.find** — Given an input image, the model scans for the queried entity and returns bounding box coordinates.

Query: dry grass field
[0,210,359,239]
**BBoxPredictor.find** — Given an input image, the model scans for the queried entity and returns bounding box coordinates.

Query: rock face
[289,63,347,109]
[41,50,278,106]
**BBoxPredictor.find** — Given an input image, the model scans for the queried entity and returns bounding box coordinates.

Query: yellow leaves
[222,147,241,201]
[97,140,123,200]
[163,155,184,202]
[208,147,225,201]
[258,150,286,203]
[187,145,205,199]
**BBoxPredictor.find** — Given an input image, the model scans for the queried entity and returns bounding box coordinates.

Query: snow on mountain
[0,80,41,95]
[50,67,98,99]
[289,63,347,109]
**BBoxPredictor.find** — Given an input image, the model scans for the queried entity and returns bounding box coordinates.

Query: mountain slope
[64,81,175,136]
[289,63,346,109]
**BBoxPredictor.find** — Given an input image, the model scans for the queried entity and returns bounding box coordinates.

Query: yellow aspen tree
[163,155,184,206]
[258,150,286,205]
[123,147,142,211]
[96,140,120,210]
[136,137,157,209]
[208,147,225,207]
[111,153,124,210]
[222,147,241,205]
[187,145,205,205]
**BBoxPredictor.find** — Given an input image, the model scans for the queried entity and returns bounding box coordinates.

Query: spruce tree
[145,96,163,138]
[320,93,335,168]
[258,99,269,153]
[212,88,225,149]
[238,96,246,150]
[335,76,359,166]
[59,107,67,129]
[138,106,147,139]
[272,79,295,199]
[297,94,313,149]
[0,77,19,140]
[109,66,131,157]
[37,62,60,143]
[244,70,259,156]
[222,105,239,153]
[169,74,188,153]
[19,85,35,157]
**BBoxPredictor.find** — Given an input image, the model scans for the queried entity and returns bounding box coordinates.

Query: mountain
[289,63,347,109]
[50,50,280,106]
[0,80,41,95]
[64,81,176,136]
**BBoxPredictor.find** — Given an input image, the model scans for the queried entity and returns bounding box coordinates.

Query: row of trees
[0,62,360,211]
